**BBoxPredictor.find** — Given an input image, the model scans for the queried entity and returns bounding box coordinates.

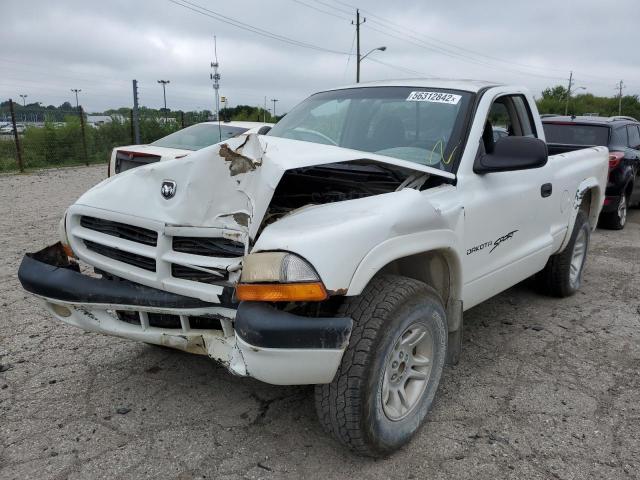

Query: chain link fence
[0,100,211,173]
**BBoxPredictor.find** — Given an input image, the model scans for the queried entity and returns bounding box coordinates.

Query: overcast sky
[2,0,639,114]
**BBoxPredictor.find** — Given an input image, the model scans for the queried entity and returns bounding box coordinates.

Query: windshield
[151,124,247,150]
[543,123,610,146]
[267,87,473,171]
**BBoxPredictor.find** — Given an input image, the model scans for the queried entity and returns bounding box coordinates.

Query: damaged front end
[18,242,352,385]
[18,133,453,385]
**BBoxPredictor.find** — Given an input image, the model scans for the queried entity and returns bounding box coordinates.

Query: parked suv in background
[542,115,640,229]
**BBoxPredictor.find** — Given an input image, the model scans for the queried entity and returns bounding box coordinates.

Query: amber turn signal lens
[236,282,328,302]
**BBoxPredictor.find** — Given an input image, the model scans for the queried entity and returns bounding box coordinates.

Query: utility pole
[157,80,170,121]
[71,88,81,110]
[19,94,27,107]
[132,80,141,144]
[211,36,221,121]
[564,71,573,116]
[617,80,625,115]
[264,96,267,123]
[352,9,366,83]
[271,99,278,118]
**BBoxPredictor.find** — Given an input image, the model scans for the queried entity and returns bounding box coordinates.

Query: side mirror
[474,136,548,174]
[257,125,272,135]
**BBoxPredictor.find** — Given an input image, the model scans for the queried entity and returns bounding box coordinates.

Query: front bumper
[18,244,353,385]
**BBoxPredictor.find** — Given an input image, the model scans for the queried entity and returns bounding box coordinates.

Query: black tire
[599,192,628,230]
[314,274,447,457]
[536,211,590,297]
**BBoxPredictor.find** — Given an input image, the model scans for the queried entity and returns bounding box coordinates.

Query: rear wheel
[536,211,590,297]
[314,275,447,457]
[599,193,628,230]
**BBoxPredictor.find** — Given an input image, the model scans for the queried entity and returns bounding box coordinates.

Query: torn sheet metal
[73,134,453,241]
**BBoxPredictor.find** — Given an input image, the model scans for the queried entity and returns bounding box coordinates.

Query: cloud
[1,0,638,112]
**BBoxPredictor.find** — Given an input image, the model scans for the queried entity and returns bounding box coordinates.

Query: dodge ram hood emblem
[161,180,177,199]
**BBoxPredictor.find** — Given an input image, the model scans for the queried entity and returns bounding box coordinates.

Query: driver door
[462,94,553,307]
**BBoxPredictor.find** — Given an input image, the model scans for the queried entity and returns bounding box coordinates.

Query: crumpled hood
[76,134,453,239]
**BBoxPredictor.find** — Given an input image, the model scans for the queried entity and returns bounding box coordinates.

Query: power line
[167,0,350,55]
[342,29,357,82]
[289,0,351,21]
[367,57,425,77]
[317,0,353,16]
[292,0,568,81]
[364,22,573,82]
[323,0,617,85]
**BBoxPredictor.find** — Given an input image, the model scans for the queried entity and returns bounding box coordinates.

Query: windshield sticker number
[406,91,461,104]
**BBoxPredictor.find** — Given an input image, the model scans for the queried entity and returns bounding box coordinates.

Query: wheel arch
[557,181,601,254]
[582,184,604,224]
[376,250,458,308]
[347,231,463,334]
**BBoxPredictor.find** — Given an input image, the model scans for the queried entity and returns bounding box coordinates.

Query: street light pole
[358,46,387,83]
[271,99,278,118]
[157,80,170,121]
[71,89,81,110]
[19,94,28,107]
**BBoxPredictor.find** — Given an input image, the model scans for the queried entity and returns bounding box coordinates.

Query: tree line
[2,88,638,172]
[0,101,280,124]
[537,85,640,118]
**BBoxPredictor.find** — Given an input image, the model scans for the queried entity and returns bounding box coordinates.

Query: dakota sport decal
[466,230,519,255]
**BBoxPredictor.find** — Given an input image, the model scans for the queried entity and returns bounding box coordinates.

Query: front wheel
[314,275,447,457]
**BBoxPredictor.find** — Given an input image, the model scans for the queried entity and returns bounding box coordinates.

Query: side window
[611,126,628,147]
[483,95,536,153]
[488,100,512,134]
[627,124,640,149]
[512,96,537,138]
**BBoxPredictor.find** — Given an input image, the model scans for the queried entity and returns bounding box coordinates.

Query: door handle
[541,183,552,198]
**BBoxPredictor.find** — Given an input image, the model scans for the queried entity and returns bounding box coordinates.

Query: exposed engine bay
[261,160,449,228]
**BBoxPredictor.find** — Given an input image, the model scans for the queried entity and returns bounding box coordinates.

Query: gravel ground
[1,165,639,480]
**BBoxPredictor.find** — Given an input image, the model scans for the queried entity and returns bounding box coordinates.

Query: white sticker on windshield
[406,91,461,104]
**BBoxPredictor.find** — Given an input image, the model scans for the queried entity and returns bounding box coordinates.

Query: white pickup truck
[19,79,608,456]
